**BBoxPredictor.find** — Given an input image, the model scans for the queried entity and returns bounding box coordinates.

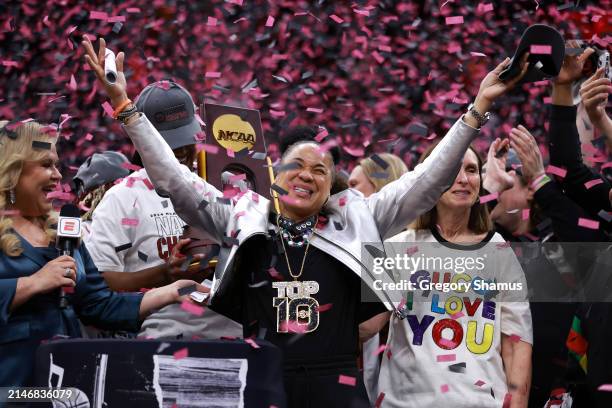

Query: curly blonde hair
[0,120,57,256]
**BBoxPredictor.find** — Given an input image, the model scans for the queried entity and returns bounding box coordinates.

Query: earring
[8,189,16,205]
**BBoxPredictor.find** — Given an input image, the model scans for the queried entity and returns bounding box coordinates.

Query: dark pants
[284,355,370,408]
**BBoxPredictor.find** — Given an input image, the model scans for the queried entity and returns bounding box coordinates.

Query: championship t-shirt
[85,168,186,272]
[377,228,532,408]
[212,234,387,362]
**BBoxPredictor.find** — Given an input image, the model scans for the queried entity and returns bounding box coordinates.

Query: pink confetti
[470,52,487,57]
[108,16,126,23]
[338,375,356,386]
[85,133,94,141]
[89,11,108,21]
[373,344,387,356]
[482,3,494,12]
[229,173,246,182]
[578,218,599,230]
[447,44,461,53]
[306,107,323,113]
[445,16,464,25]
[330,14,344,24]
[126,7,141,13]
[530,45,552,54]
[101,101,114,117]
[121,218,139,226]
[279,320,308,333]
[315,128,328,142]
[2,60,18,67]
[205,71,222,78]
[0,210,20,217]
[440,384,450,393]
[141,178,154,190]
[207,16,217,26]
[180,300,205,316]
[173,347,188,360]
[502,393,512,408]
[450,311,464,320]
[406,246,419,256]
[268,267,284,280]
[479,192,499,204]
[265,16,275,27]
[245,338,261,349]
[251,192,259,203]
[436,354,456,362]
[67,75,77,91]
[202,144,220,154]
[522,209,530,220]
[546,165,567,178]
[598,384,612,392]
[475,380,486,387]
[374,392,385,408]
[226,148,235,158]
[316,303,333,312]
[438,338,456,348]
[338,196,347,207]
[584,179,603,190]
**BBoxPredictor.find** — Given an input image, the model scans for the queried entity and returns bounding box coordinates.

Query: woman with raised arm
[377,144,532,408]
[0,121,208,388]
[82,36,528,407]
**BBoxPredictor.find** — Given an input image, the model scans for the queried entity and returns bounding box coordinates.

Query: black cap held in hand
[499,24,565,85]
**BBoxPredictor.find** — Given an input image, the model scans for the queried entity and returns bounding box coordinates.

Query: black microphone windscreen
[59,203,81,218]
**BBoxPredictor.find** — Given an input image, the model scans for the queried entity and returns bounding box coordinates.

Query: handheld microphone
[104,48,117,84]
[56,204,82,308]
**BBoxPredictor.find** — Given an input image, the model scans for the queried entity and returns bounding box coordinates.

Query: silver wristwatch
[467,103,490,128]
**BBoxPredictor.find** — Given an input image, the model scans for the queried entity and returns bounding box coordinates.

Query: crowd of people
[1,1,611,408]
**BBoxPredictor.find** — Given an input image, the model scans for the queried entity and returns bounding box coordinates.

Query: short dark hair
[280,125,340,164]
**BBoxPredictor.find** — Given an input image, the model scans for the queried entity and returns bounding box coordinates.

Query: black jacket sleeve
[533,181,607,242]
[548,105,611,216]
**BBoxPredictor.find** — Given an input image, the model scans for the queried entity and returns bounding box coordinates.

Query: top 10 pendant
[273,280,320,333]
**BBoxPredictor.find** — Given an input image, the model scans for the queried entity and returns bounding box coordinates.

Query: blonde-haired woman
[348,153,409,197]
[0,121,207,387]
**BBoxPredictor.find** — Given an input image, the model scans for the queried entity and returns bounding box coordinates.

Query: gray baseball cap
[73,151,130,197]
[135,80,200,150]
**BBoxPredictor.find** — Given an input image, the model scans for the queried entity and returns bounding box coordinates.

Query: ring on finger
[64,268,72,278]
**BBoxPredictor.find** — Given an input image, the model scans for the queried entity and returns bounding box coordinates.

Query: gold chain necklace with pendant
[272,214,320,333]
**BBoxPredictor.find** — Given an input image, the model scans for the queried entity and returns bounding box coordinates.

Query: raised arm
[81,37,231,241]
[368,56,530,238]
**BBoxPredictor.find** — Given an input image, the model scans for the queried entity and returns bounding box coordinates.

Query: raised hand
[554,41,595,85]
[476,54,530,106]
[580,67,611,125]
[509,125,545,183]
[81,36,129,107]
[483,138,515,193]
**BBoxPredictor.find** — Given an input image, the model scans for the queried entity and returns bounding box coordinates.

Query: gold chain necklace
[277,214,312,280]
[273,214,321,333]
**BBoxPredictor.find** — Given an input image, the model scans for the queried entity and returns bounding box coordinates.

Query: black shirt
[212,233,386,363]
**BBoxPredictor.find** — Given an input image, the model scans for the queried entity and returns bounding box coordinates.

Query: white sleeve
[84,188,132,272]
[122,115,231,242]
